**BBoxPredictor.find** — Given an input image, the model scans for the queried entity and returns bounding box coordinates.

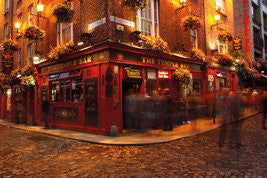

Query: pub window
[4,24,9,40]
[69,69,81,76]
[190,29,198,48]
[216,0,225,14]
[49,74,58,80]
[146,69,157,96]
[208,75,214,93]
[59,72,69,78]
[192,78,202,96]
[60,80,71,102]
[57,2,73,45]
[18,13,23,33]
[28,4,34,26]
[51,81,60,102]
[158,70,170,96]
[72,79,83,102]
[136,0,159,37]
[5,0,9,11]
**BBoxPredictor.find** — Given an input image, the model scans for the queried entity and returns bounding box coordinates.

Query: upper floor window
[18,49,22,68]
[28,4,34,26]
[216,0,225,14]
[136,0,159,37]
[5,0,9,11]
[18,13,23,32]
[218,42,226,54]
[4,24,9,40]
[57,2,73,45]
[190,29,198,48]
[27,44,33,65]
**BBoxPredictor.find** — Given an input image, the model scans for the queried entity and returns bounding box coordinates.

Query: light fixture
[215,14,221,22]
[261,71,264,74]
[7,89,11,95]
[37,3,44,12]
[77,41,84,46]
[17,74,21,78]
[14,22,21,29]
[33,56,40,60]
[176,0,190,14]
[235,59,240,63]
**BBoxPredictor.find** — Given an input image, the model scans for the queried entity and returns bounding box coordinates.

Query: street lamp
[211,14,224,30]
[175,0,191,14]
[14,22,21,29]
[37,3,44,12]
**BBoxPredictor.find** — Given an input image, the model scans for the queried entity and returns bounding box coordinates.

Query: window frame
[190,29,198,49]
[4,24,9,40]
[28,4,34,26]
[216,0,225,14]
[136,0,159,37]
[27,43,33,65]
[17,49,22,68]
[5,0,9,11]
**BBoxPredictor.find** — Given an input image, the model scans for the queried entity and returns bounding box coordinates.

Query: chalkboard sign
[2,52,13,74]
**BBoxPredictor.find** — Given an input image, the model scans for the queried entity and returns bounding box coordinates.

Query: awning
[260,74,267,78]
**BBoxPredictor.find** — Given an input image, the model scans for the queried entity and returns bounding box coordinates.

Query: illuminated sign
[158,70,169,79]
[243,0,250,52]
[233,36,242,50]
[124,67,142,79]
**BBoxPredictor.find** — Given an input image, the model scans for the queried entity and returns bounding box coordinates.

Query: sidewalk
[0,108,261,145]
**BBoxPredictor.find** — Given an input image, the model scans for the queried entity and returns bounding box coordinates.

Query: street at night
[0,114,266,177]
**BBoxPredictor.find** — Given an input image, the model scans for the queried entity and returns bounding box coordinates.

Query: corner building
[0,0,237,135]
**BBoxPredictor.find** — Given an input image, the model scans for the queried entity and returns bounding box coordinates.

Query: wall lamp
[175,0,191,14]
[211,14,224,30]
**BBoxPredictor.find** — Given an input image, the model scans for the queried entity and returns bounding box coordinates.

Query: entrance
[122,80,141,130]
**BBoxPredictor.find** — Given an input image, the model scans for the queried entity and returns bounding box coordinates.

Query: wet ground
[0,114,266,177]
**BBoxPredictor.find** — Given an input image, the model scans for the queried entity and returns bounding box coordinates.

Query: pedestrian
[15,98,22,124]
[42,96,50,129]
[162,90,173,131]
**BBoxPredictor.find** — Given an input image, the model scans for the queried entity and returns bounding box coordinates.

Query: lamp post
[175,0,191,14]
[211,14,224,30]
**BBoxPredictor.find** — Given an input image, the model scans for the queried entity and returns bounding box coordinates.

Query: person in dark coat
[262,91,267,129]
[42,96,50,129]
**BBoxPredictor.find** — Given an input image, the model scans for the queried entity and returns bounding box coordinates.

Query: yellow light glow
[180,0,186,2]
[7,89,11,95]
[14,22,21,29]
[215,14,221,21]
[37,3,44,12]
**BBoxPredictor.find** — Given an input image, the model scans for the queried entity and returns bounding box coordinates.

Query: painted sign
[2,52,13,74]
[110,16,135,28]
[233,36,242,50]
[88,18,106,31]
[124,67,142,79]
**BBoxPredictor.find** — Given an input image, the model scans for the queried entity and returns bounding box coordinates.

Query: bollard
[110,125,118,137]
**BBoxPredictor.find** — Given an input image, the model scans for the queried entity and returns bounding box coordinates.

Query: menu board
[2,52,13,74]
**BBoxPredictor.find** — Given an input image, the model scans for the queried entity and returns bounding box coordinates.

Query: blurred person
[15,98,22,124]
[42,96,50,129]
[250,89,260,109]
[163,90,173,131]
[262,91,267,129]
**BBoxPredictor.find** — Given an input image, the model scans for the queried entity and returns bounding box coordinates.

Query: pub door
[84,78,99,127]
[122,80,141,130]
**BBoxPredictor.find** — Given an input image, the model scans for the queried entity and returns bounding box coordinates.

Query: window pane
[61,80,71,102]
[59,72,69,78]
[72,79,83,102]
[51,81,60,102]
[193,78,202,96]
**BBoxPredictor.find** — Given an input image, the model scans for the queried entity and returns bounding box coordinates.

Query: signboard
[41,50,109,73]
[233,36,242,50]
[158,70,169,79]
[2,52,13,74]
[110,16,135,28]
[208,75,214,82]
[88,18,106,31]
[124,67,142,79]
[147,70,156,80]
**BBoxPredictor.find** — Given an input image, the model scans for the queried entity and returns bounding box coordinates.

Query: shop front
[35,42,206,135]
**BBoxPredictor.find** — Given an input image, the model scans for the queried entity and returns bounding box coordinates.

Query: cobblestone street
[0,114,266,177]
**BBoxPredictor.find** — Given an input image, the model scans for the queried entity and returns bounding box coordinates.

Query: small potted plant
[21,75,36,88]
[123,0,147,10]
[217,30,233,43]
[48,41,75,61]
[24,26,45,40]
[1,39,19,52]
[182,15,201,32]
[52,3,74,23]
[138,35,170,53]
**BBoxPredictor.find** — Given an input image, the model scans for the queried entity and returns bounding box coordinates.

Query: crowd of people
[124,87,267,131]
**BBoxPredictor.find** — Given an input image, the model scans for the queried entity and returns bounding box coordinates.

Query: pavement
[0,108,261,145]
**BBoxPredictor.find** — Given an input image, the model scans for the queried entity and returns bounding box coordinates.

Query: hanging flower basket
[21,65,34,77]
[123,0,147,10]
[217,30,233,43]
[48,41,75,61]
[24,26,45,40]
[237,63,257,81]
[52,3,74,23]
[182,16,201,32]
[173,68,192,86]
[191,48,206,62]
[21,75,35,88]
[10,69,22,86]
[0,73,10,86]
[1,39,19,52]
[138,35,170,53]
[216,54,234,66]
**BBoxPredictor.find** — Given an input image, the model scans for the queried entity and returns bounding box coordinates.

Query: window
[57,2,73,44]
[18,13,23,32]
[51,81,60,102]
[28,4,34,26]
[27,44,33,65]
[18,49,22,68]
[146,69,157,96]
[136,0,159,37]
[5,0,9,11]
[72,79,83,102]
[61,80,71,102]
[57,23,73,44]
[190,29,198,48]
[218,42,226,54]
[4,24,9,40]
[216,0,225,14]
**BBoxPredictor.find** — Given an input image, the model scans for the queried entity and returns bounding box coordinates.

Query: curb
[0,111,261,146]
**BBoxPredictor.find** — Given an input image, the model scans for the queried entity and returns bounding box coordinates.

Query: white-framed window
[57,2,74,44]
[28,44,33,65]
[216,0,225,14]
[4,24,9,40]
[5,0,9,11]
[136,0,159,37]
[218,42,226,54]
[18,49,22,68]
[57,23,74,45]
[18,13,23,32]
[190,29,198,48]
[28,4,34,26]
